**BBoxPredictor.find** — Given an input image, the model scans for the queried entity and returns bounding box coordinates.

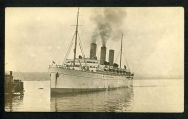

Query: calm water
[5,73,184,112]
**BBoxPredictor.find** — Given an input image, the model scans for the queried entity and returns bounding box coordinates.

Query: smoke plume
[91,8,126,46]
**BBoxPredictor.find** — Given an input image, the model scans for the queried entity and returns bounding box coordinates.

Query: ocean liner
[48,9,134,95]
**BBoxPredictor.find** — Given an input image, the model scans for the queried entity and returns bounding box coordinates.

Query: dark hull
[51,86,129,96]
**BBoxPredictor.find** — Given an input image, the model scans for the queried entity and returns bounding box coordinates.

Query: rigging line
[77,33,85,58]
[63,33,75,63]
[78,33,87,66]
[62,32,76,65]
[115,51,120,63]
[120,34,123,68]
[121,35,131,72]
[122,50,131,72]
[73,8,80,67]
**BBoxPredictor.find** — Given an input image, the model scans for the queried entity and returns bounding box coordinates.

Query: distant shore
[10,72,183,81]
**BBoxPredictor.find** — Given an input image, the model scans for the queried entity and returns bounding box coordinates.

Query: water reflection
[51,87,134,112]
[4,79,183,112]
[5,94,24,112]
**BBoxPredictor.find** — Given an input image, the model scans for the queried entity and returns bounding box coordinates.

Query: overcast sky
[5,7,184,77]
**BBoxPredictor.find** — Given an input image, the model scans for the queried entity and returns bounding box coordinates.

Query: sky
[5,7,184,77]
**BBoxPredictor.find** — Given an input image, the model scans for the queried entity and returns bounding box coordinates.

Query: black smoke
[91,8,126,46]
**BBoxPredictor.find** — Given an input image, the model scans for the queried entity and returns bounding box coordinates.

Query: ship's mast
[120,34,123,68]
[73,8,80,67]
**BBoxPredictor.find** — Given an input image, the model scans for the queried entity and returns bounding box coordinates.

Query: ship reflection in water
[4,94,24,112]
[4,78,183,112]
[51,87,134,112]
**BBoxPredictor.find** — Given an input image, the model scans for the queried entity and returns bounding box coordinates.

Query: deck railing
[49,65,63,68]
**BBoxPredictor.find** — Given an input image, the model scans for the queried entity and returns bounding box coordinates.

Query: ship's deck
[49,65,133,79]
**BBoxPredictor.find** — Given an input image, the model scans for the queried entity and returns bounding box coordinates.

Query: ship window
[87,61,90,63]
[87,61,97,63]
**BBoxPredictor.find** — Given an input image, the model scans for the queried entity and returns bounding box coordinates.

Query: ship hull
[49,67,133,95]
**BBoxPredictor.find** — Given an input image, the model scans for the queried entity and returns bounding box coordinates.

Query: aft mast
[120,34,123,68]
[73,8,80,68]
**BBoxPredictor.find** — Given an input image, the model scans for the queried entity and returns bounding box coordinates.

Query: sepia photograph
[5,7,184,112]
